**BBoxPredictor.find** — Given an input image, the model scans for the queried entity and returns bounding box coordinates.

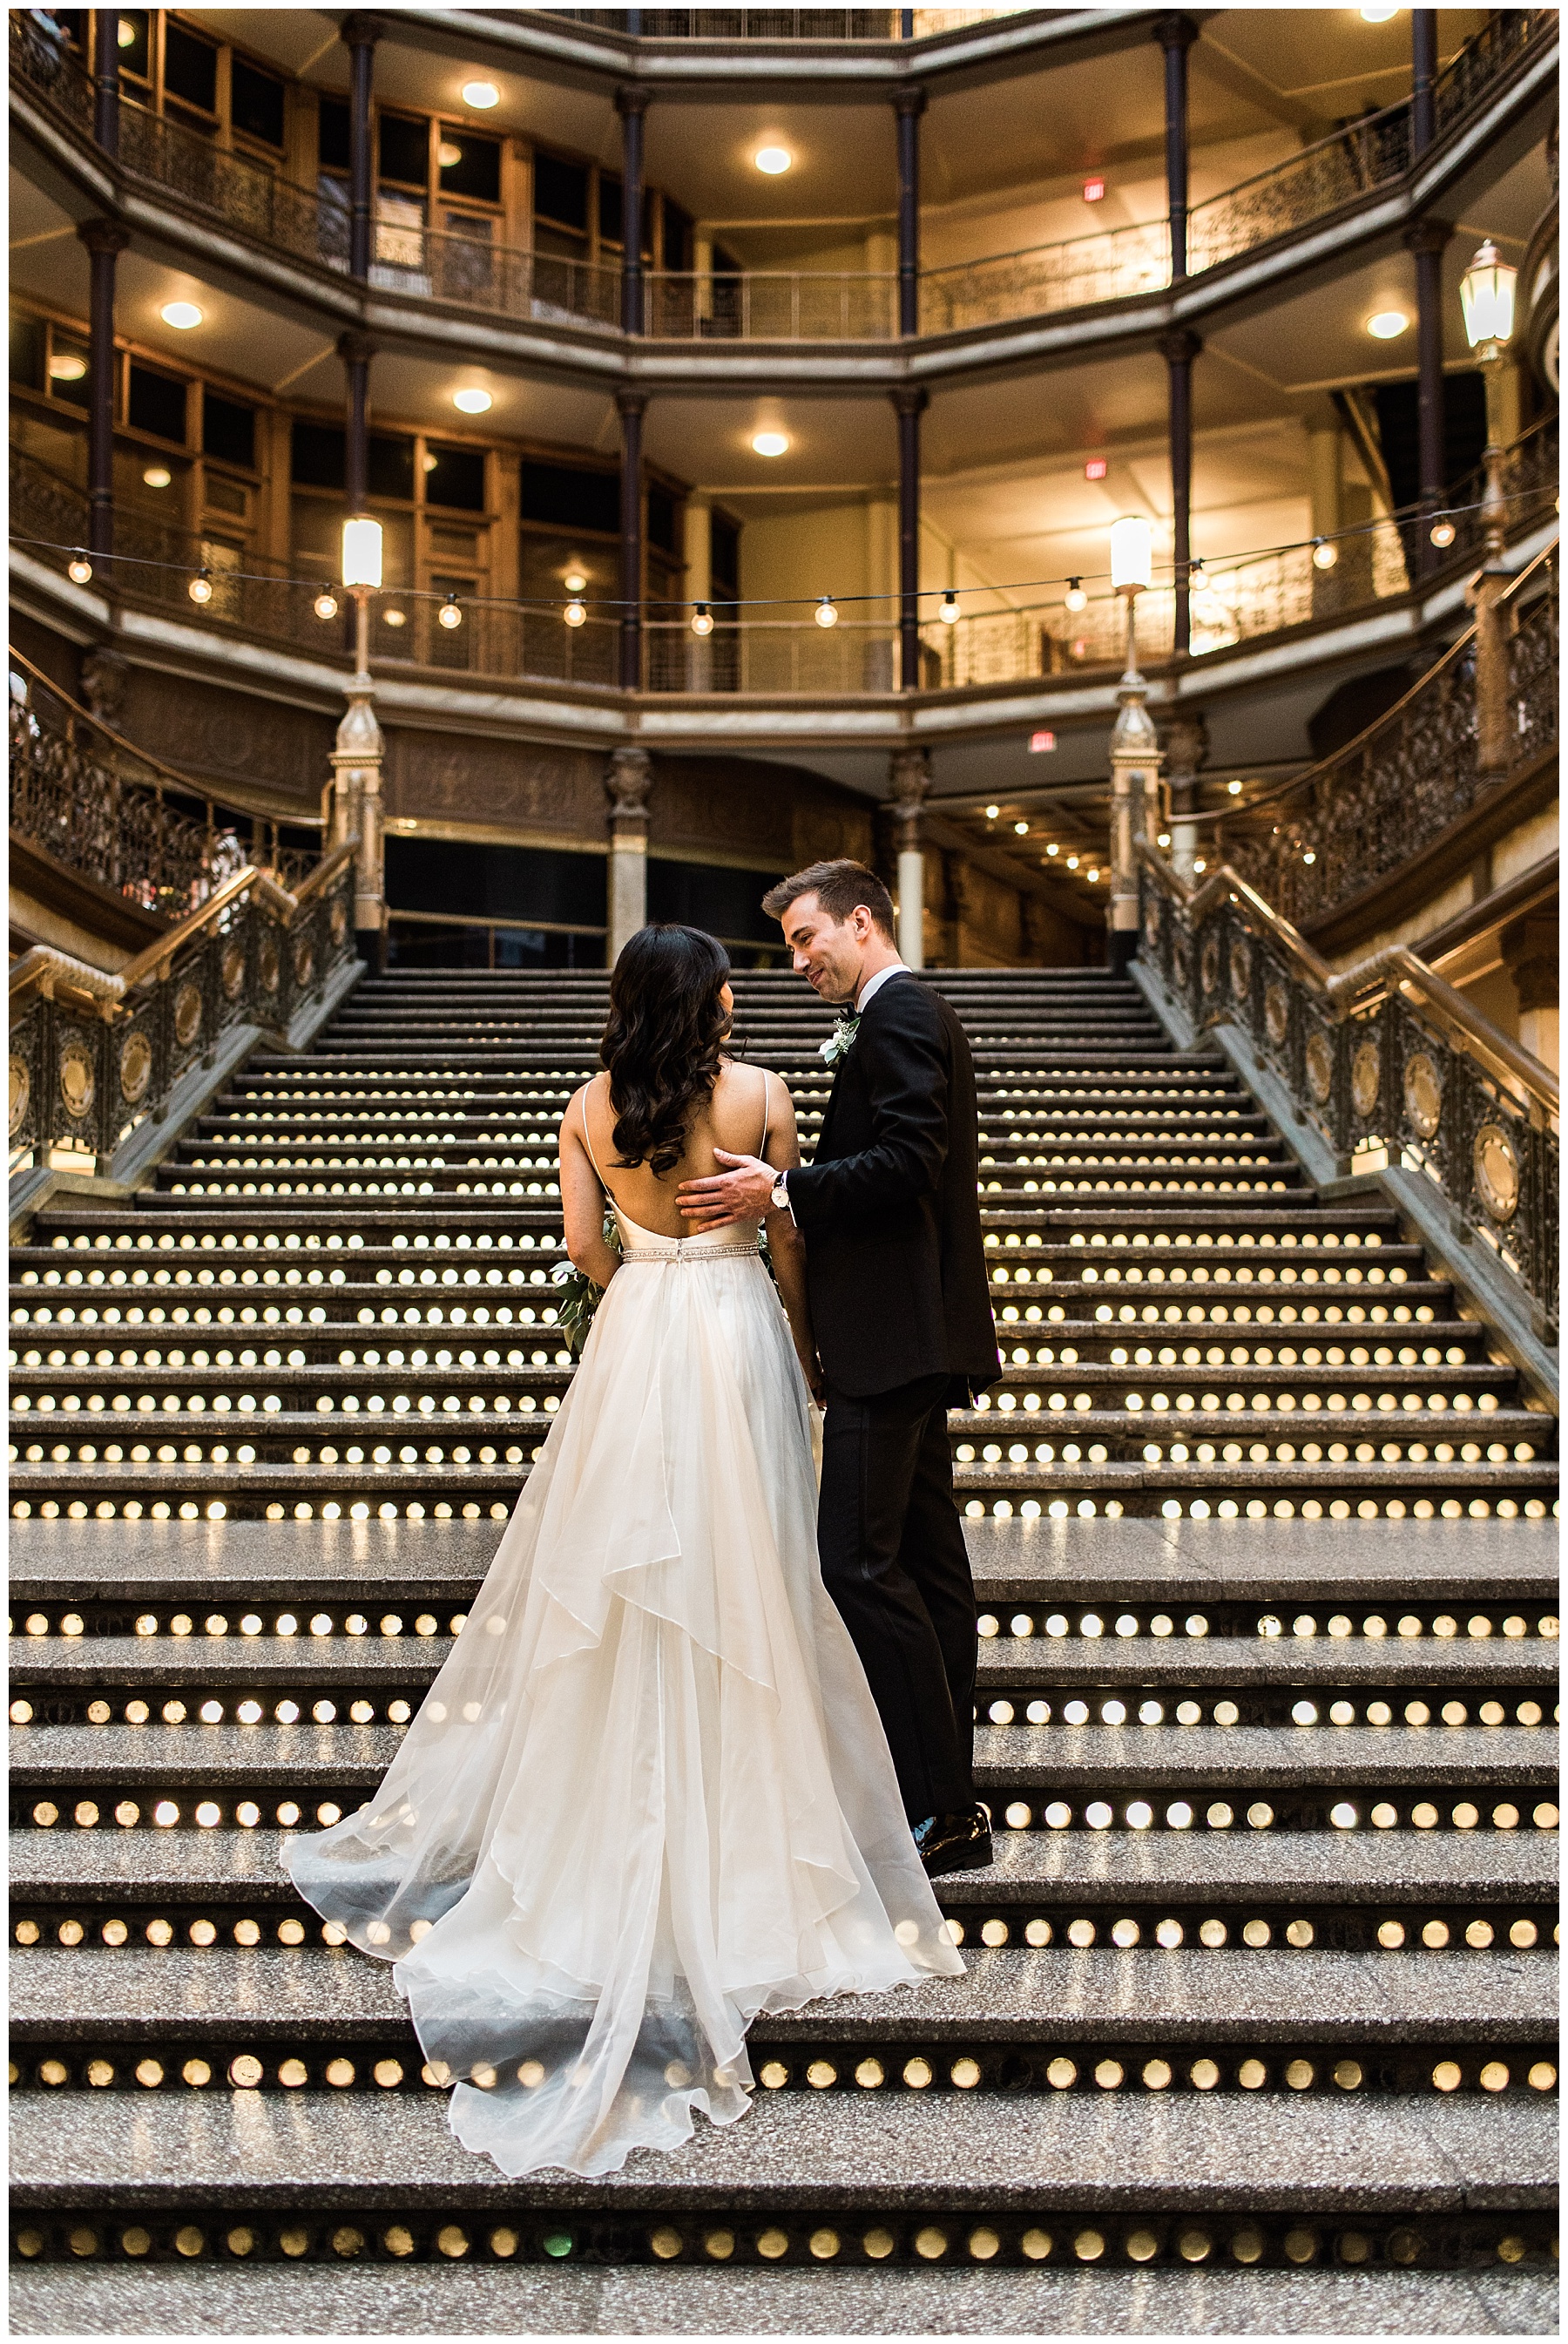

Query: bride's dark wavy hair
[600,924,732,1175]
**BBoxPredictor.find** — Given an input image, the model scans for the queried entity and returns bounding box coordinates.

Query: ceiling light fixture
[142,466,172,488]
[754,146,793,174]
[1046,843,1059,857]
[1014,821,1029,836]
[160,301,203,329]
[438,141,463,168]
[563,568,588,593]
[382,607,407,627]
[1359,5,1399,20]
[1227,779,1243,795]
[452,387,493,413]
[1366,309,1409,339]
[314,591,340,621]
[117,17,136,42]
[751,430,789,457]
[341,517,383,589]
[48,352,86,382]
[984,804,999,818]
[461,81,500,109]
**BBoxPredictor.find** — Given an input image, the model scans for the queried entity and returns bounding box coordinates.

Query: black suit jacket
[786,973,1000,1400]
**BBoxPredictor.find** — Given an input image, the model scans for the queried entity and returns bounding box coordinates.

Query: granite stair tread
[10,2090,1556,2212]
[10,1944,1555,2041]
[15,1825,1557,1906]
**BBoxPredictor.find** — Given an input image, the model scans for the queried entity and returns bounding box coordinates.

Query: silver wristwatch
[769,1170,790,1212]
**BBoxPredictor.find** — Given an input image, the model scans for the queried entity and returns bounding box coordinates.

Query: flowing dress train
[285,1205,963,2178]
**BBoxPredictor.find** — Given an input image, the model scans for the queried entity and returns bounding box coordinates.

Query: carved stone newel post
[1107,600,1162,973]
[889,745,929,969]
[605,747,652,965]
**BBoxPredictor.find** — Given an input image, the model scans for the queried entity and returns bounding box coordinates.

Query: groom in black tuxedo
[677,860,999,1876]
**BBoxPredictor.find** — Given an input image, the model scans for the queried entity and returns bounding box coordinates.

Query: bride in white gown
[285,923,963,2179]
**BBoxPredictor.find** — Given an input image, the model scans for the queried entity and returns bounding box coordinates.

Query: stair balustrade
[1137,847,1559,1338]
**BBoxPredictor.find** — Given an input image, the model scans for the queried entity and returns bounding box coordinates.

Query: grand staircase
[10,967,1558,2335]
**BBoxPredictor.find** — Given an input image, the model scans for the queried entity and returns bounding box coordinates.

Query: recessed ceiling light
[452,387,493,413]
[564,569,588,593]
[1360,5,1399,20]
[48,351,86,382]
[438,141,463,168]
[1367,309,1409,339]
[142,466,172,488]
[754,146,792,175]
[752,430,789,457]
[461,81,500,109]
[160,301,203,329]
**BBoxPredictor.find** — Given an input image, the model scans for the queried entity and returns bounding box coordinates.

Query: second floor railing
[11,9,1555,345]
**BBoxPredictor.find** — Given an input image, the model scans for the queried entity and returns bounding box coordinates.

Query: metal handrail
[9,840,359,1012]
[1137,841,1559,1127]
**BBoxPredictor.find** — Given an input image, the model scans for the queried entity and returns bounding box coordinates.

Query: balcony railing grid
[11,8,1553,342]
[551,10,1019,37]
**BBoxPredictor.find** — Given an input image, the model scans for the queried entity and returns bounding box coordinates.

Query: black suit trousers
[816,1374,977,1823]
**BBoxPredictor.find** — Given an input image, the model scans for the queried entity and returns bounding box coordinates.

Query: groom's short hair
[762,860,896,937]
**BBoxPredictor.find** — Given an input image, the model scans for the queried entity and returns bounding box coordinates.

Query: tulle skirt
[284,1236,962,2178]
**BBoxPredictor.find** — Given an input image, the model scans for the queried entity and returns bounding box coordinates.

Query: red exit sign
[1030,730,1057,753]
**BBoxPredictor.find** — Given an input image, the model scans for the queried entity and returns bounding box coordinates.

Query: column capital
[1159,709,1208,782]
[616,388,650,419]
[888,743,930,814]
[1152,12,1199,51]
[1402,216,1453,257]
[615,83,651,117]
[889,386,929,417]
[341,13,385,47]
[76,218,129,257]
[1157,325,1202,366]
[892,85,928,118]
[605,745,653,830]
[336,329,376,367]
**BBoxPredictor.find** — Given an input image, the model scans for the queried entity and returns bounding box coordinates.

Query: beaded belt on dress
[620,1240,760,1263]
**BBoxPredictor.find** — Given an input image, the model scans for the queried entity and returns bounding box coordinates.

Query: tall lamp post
[331,516,387,963]
[1458,239,1518,781]
[1106,516,1162,974]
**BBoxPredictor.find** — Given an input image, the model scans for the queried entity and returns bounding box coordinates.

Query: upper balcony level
[10,7,1556,385]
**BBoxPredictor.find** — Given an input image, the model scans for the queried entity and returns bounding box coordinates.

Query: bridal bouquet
[550,1214,621,1358]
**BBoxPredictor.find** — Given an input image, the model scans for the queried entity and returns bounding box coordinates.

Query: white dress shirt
[855,960,910,1013]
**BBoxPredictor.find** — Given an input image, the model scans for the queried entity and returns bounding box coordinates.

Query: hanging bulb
[1302,850,1317,865]
[1188,558,1204,579]
[67,552,93,584]
[1429,516,1456,548]
[938,590,959,624]
[437,596,463,629]
[814,594,839,628]
[691,601,714,637]
[1311,537,1338,570]
[1064,578,1087,612]
[564,598,587,627]
[314,590,340,621]
[188,567,213,605]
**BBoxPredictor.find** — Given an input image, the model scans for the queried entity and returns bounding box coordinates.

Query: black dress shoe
[913,1804,994,1878]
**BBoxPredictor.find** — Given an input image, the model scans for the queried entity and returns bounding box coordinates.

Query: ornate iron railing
[7,655,312,918]
[10,847,358,1180]
[11,8,1555,344]
[1218,544,1558,928]
[1137,849,1558,1335]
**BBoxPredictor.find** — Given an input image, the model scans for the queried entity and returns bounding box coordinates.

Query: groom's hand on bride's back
[677,1148,774,1229]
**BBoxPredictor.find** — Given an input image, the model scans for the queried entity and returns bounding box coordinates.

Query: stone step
[17,1819,1556,1918]
[11,1943,1554,2049]
[9,1514,1558,1603]
[9,2257,1558,2337]
[10,2092,1556,2265]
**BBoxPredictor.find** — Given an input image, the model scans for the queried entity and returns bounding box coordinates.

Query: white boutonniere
[820,1012,861,1067]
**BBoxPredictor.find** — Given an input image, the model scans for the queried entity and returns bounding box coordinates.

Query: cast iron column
[1160,327,1201,656]
[894,86,925,335]
[618,390,647,690]
[342,14,382,284]
[1406,217,1452,569]
[1154,15,1198,281]
[617,87,649,335]
[1411,10,1437,153]
[91,10,120,155]
[892,387,927,690]
[78,219,128,563]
